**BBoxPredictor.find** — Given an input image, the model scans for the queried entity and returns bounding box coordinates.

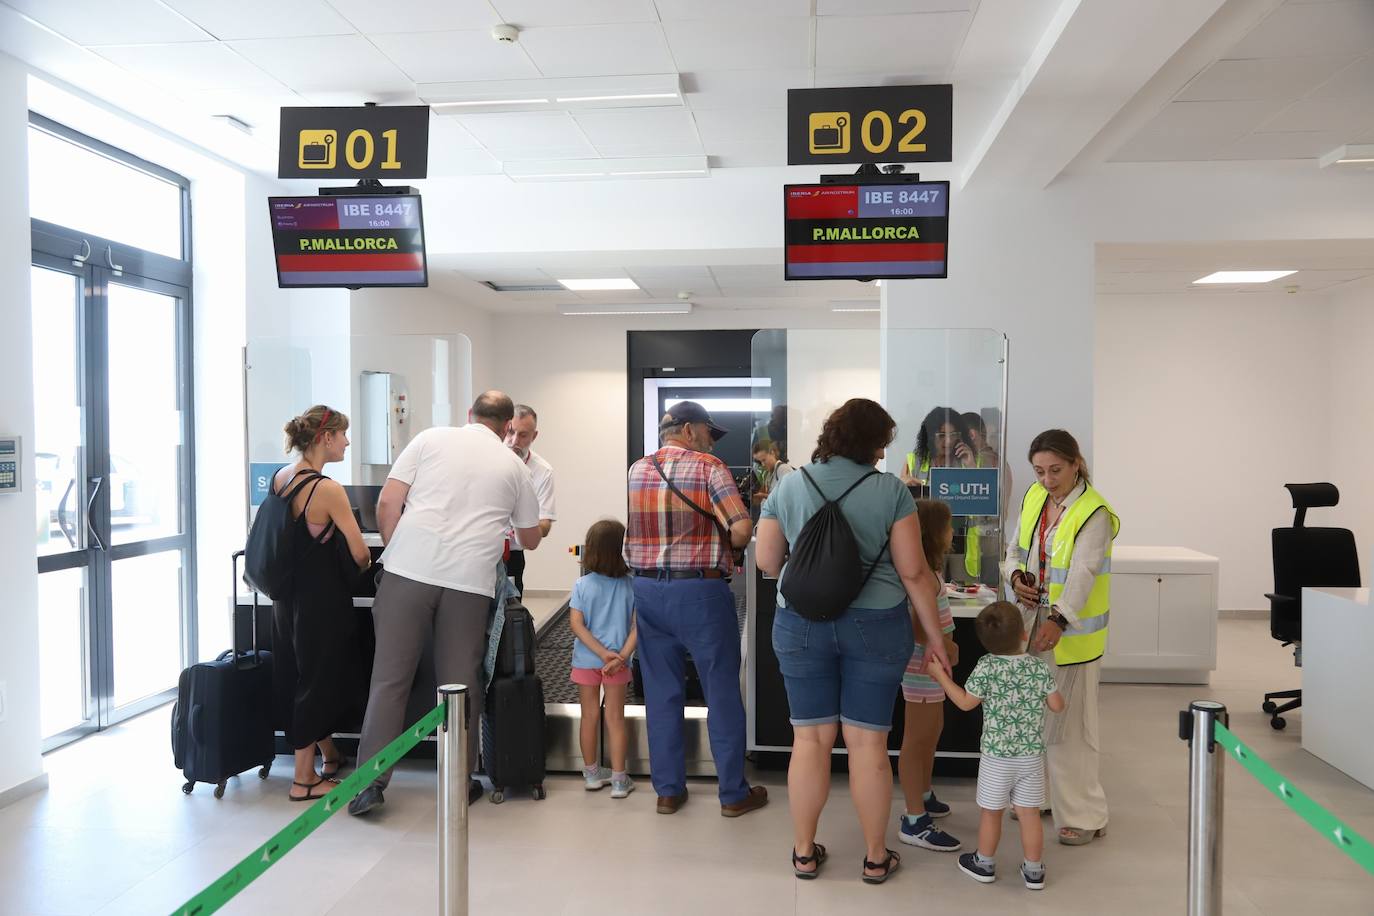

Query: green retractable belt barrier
[1213,721,1374,877]
[170,702,448,916]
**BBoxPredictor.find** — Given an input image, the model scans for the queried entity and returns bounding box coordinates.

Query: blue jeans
[633,576,750,804]
[772,602,913,731]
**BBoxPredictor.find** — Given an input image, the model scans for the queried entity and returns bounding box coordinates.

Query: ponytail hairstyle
[283,405,349,455]
[915,498,953,575]
[1026,428,1090,483]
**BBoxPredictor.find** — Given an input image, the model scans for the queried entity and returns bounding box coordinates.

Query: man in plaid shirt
[626,401,767,817]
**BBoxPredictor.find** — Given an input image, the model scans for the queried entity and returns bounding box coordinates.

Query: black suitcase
[171,551,275,797]
[482,598,546,803]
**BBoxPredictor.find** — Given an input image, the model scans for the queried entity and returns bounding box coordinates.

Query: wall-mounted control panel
[0,436,20,494]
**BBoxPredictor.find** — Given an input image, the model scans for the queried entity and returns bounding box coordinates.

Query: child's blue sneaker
[958,852,997,884]
[924,791,951,818]
[583,766,612,790]
[898,813,963,851]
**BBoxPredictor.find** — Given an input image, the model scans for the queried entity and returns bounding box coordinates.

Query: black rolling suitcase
[482,597,546,803]
[171,550,275,797]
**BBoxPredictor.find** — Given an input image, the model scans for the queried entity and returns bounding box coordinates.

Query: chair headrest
[1284,483,1339,510]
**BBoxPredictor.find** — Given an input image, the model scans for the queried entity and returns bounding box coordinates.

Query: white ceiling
[0,0,1061,174]
[1111,0,1374,163]
[1096,240,1374,296]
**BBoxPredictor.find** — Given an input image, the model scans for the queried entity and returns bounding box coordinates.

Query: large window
[29,115,196,749]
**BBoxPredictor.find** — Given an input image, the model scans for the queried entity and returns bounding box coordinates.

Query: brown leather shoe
[721,785,769,818]
[656,788,688,814]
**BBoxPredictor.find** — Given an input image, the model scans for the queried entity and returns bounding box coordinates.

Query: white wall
[0,53,44,800]
[1095,292,1332,611]
[1325,280,1374,564]
[783,329,881,464]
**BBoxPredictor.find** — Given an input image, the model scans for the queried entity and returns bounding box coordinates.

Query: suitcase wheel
[182,782,194,796]
[490,789,505,804]
[213,782,226,799]
[258,764,271,780]
[532,785,546,801]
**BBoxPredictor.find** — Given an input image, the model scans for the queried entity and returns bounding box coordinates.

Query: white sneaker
[610,775,635,799]
[583,767,613,790]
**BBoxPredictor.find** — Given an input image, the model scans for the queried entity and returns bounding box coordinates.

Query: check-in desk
[745,546,989,776]
[1301,586,1374,791]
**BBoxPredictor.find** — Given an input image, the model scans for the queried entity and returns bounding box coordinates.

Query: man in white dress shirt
[504,404,557,595]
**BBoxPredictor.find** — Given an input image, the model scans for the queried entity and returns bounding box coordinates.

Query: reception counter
[1301,586,1374,791]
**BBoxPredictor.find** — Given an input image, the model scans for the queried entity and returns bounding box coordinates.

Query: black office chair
[1262,483,1360,730]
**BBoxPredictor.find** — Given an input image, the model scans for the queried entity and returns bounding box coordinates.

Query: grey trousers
[357,570,488,787]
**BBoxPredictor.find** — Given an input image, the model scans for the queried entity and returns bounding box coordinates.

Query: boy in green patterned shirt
[928,601,1065,889]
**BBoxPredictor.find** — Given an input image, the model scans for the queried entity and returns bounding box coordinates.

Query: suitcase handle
[189,704,205,745]
[231,550,262,663]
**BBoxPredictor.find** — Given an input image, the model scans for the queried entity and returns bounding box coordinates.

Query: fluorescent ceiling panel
[558,278,640,290]
[1193,270,1297,284]
[559,302,691,316]
[664,398,772,413]
[423,74,682,114]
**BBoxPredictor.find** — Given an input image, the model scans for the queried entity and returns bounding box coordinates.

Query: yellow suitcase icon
[809,113,850,154]
[298,130,337,169]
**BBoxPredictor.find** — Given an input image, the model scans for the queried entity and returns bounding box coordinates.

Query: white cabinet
[1101,546,1219,685]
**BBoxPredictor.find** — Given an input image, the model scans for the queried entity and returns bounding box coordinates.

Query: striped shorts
[975,755,1046,810]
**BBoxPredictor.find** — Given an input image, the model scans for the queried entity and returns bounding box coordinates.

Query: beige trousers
[1041,656,1109,832]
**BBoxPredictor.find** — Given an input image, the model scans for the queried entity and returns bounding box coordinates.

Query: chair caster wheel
[533,785,546,800]
[490,790,505,804]
[1270,716,1287,730]
[182,782,194,795]
[1262,701,1277,714]
[258,765,271,779]
[214,782,226,799]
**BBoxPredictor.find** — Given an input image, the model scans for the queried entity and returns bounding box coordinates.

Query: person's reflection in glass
[899,407,976,488]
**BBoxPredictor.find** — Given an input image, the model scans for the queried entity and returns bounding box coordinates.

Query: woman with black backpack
[756,398,950,885]
[270,405,372,801]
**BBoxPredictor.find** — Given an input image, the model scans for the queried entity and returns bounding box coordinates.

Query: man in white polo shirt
[504,403,556,595]
[350,390,542,817]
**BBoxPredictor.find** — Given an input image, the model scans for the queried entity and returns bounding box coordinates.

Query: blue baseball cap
[660,400,728,441]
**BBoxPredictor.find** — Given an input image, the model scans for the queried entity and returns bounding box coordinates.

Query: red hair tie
[311,408,333,443]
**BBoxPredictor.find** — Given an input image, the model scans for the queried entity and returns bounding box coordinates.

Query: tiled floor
[1,620,1371,915]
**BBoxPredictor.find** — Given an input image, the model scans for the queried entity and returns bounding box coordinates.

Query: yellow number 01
[898,109,927,153]
[345,129,374,169]
[861,110,892,154]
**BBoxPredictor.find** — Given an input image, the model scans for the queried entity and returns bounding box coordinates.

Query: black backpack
[779,468,890,622]
[243,469,322,600]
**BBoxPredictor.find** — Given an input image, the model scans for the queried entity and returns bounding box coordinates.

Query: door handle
[57,478,78,548]
[86,476,106,551]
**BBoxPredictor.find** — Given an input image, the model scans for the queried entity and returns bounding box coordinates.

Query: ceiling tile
[953,0,1063,79]
[94,42,285,92]
[813,69,947,88]
[816,12,971,72]
[456,111,597,152]
[160,0,354,40]
[230,35,414,93]
[1110,99,1289,162]
[709,265,787,288]
[817,0,973,13]
[490,0,659,26]
[428,146,504,175]
[4,0,211,45]
[662,17,812,71]
[684,69,811,110]
[654,0,811,19]
[1228,1,1374,59]
[324,0,499,34]
[370,30,541,82]
[428,118,483,150]
[462,268,555,283]
[573,109,701,156]
[692,108,785,145]
[707,141,785,168]
[1177,56,1356,103]
[518,23,675,77]
[1261,93,1374,132]
[1214,129,1348,160]
[1309,53,1374,99]
[180,87,303,128]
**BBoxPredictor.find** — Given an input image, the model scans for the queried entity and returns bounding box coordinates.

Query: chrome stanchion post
[438,685,469,916]
[1183,700,1227,916]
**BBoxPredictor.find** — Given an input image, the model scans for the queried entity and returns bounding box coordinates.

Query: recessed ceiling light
[555,93,679,103]
[1193,270,1297,284]
[431,98,549,107]
[610,169,708,176]
[1319,143,1374,168]
[831,306,881,313]
[558,302,690,316]
[557,278,640,291]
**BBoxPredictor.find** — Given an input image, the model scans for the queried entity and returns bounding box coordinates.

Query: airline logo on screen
[784,182,949,281]
[270,196,426,288]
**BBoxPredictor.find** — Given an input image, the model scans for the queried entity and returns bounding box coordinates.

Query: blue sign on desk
[930,467,999,516]
[249,463,285,507]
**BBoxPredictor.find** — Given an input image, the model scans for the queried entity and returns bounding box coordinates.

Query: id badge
[1038,589,1051,609]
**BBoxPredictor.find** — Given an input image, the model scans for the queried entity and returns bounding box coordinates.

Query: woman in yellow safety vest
[1003,429,1119,847]
[899,407,980,579]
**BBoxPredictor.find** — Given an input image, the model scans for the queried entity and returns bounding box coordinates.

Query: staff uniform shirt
[761,457,915,610]
[625,446,748,574]
[381,424,540,597]
[509,449,557,553]
[569,573,635,669]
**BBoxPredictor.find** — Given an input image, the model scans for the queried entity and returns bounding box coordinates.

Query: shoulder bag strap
[300,476,336,543]
[280,469,324,502]
[650,455,731,549]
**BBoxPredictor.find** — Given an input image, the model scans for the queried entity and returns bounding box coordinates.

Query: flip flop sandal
[289,778,334,802]
[792,842,827,880]
[1058,826,1106,846]
[862,849,901,885]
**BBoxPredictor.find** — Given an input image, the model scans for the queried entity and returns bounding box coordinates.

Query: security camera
[491,23,520,43]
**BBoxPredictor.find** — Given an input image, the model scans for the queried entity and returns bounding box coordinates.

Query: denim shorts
[772,602,915,731]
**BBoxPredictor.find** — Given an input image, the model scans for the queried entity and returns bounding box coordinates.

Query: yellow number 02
[345,129,374,169]
[861,110,892,154]
[898,109,927,153]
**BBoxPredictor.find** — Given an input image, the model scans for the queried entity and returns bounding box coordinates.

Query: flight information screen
[784,181,949,281]
[269,195,427,288]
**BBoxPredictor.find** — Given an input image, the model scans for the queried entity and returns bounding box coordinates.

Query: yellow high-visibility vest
[1013,481,1120,666]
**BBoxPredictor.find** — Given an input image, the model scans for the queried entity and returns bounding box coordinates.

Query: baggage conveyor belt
[536,586,748,776]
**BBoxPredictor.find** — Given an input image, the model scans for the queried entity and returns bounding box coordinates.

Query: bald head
[470,389,515,434]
